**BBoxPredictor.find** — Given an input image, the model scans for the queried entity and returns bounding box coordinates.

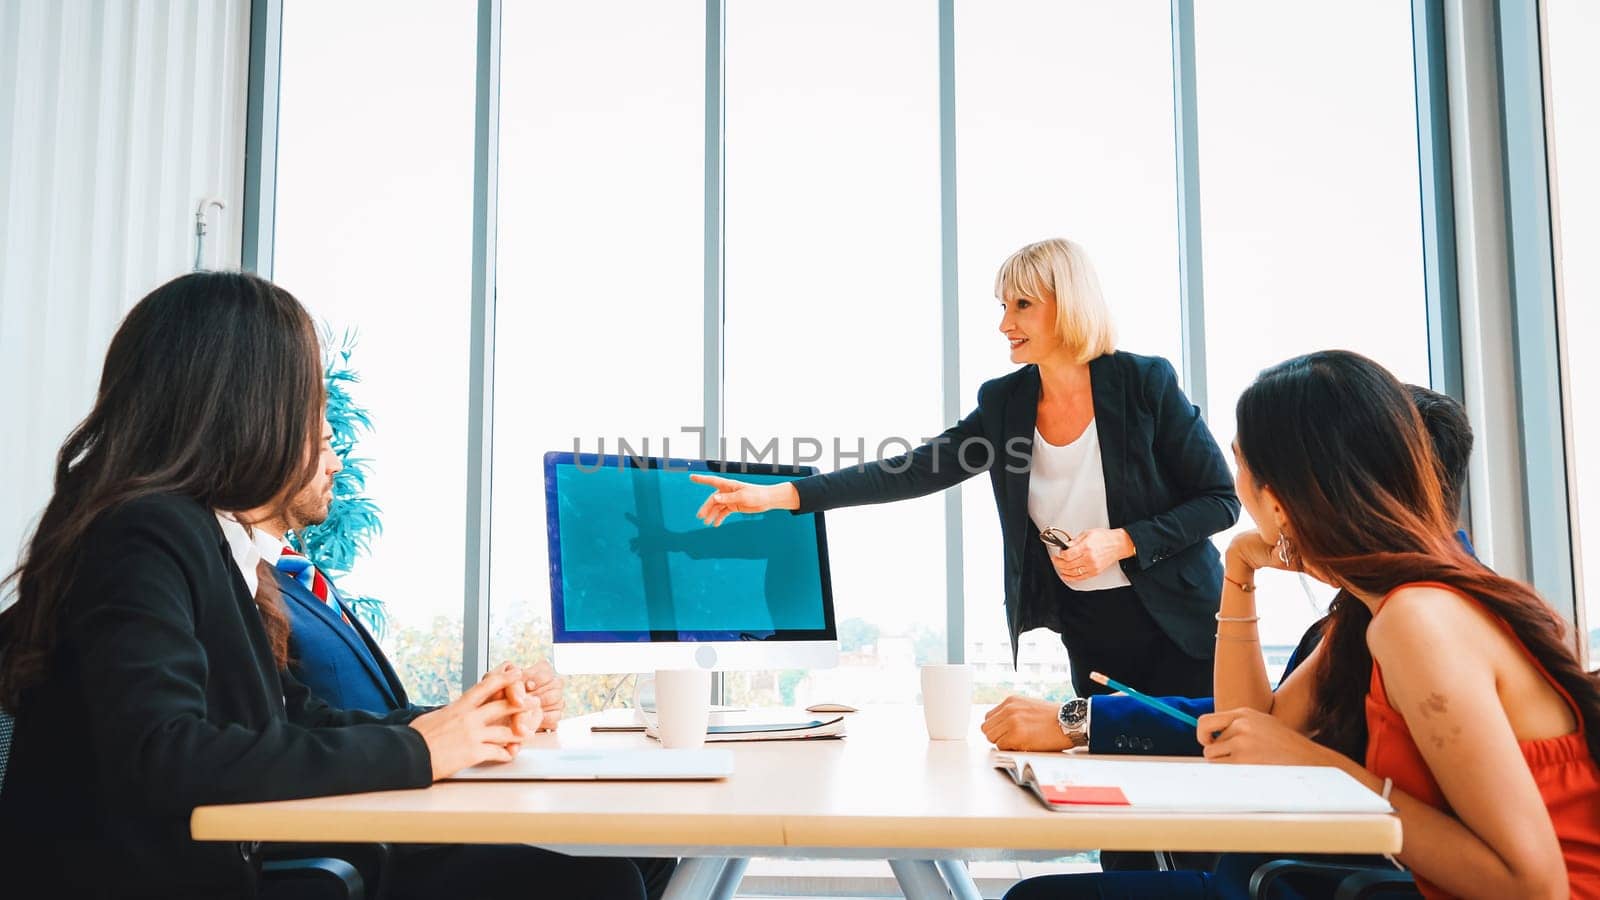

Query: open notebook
[995,753,1393,814]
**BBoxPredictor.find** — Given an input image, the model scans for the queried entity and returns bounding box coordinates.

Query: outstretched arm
[695,401,994,525]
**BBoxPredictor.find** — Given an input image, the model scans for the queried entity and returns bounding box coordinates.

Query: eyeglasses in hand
[1039,527,1073,553]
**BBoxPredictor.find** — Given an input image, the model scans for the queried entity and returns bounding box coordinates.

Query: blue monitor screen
[544,452,836,644]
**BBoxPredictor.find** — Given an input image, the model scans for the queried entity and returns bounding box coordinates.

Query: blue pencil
[1088,671,1199,728]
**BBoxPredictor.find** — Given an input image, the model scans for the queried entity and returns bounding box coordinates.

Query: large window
[485,1,705,714]
[1544,0,1600,666]
[954,0,1183,700]
[261,3,1448,707]
[273,0,477,704]
[1194,1,1430,665]
[721,0,944,707]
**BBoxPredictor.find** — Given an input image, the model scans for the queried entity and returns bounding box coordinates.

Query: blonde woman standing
[693,238,1237,704]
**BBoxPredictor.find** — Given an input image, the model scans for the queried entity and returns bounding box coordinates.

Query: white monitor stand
[554,638,839,676]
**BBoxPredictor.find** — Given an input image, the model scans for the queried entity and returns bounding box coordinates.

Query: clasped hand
[408,660,567,780]
[1050,527,1134,584]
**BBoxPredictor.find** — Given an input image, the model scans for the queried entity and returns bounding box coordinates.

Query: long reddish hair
[1236,351,1600,765]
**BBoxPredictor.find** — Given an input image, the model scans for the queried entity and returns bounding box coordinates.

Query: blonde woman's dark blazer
[792,351,1239,662]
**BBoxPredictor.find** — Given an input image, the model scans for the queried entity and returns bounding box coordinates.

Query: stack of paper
[645,709,847,743]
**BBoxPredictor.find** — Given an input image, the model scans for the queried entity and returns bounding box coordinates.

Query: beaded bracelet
[1214,612,1260,623]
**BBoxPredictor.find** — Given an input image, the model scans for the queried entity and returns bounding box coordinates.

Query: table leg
[936,859,983,900]
[661,857,732,900]
[709,857,749,900]
[888,859,954,900]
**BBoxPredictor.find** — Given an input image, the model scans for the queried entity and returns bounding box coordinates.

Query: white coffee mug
[920,663,973,740]
[653,668,712,749]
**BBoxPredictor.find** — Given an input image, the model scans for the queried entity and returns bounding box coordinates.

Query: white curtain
[0,0,251,584]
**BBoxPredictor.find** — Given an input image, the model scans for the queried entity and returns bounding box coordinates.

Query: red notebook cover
[1038,784,1131,806]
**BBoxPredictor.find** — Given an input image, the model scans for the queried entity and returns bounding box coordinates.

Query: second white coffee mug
[920,663,973,740]
[653,668,712,749]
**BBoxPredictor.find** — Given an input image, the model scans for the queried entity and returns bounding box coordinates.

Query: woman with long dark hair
[1005,350,1600,899]
[1206,350,1600,898]
[0,272,647,898]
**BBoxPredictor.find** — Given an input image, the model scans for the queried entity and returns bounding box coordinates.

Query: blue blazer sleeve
[1087,694,1215,756]
[1087,614,1334,758]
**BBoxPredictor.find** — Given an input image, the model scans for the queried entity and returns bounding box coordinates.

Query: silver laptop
[447,747,734,781]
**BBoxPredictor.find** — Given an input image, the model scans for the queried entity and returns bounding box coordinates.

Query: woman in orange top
[1198,350,1600,899]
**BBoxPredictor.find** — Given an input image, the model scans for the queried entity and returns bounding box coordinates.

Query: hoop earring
[1275,532,1294,566]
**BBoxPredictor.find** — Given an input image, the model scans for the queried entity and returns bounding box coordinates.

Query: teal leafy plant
[291,327,387,636]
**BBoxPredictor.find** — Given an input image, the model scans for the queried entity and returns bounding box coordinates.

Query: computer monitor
[544,451,840,675]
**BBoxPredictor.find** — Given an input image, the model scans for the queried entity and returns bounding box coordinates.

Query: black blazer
[0,494,431,899]
[793,351,1239,661]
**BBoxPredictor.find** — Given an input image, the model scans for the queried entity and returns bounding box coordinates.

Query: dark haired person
[1005,351,1600,899]
[982,384,1476,758]
[0,272,648,899]
[691,238,1239,704]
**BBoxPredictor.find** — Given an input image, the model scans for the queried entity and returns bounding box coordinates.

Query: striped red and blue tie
[277,546,354,628]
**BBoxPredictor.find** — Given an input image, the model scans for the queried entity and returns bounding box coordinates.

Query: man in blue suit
[258,423,677,900]
[982,384,1476,757]
[256,425,562,719]
[266,518,414,716]
[255,446,459,717]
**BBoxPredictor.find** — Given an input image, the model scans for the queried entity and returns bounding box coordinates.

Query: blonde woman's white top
[1026,420,1132,592]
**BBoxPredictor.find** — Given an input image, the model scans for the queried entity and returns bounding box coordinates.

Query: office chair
[0,705,366,899]
[263,841,393,900]
[0,706,13,788]
[1250,859,1418,899]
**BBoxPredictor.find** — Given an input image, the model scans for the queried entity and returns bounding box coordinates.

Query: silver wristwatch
[1058,697,1089,747]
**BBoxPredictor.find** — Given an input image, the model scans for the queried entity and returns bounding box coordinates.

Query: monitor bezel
[543,451,839,647]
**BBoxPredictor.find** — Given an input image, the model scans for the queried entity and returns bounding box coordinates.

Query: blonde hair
[994,238,1117,364]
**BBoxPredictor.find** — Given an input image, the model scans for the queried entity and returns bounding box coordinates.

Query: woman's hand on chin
[1226,530,1284,576]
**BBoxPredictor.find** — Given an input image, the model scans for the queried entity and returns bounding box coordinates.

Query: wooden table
[192,705,1401,899]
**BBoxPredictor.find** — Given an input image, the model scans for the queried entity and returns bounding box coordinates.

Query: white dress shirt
[214,511,285,596]
[1027,420,1133,592]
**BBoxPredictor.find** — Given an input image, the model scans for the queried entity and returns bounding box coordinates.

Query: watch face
[1060,698,1088,728]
